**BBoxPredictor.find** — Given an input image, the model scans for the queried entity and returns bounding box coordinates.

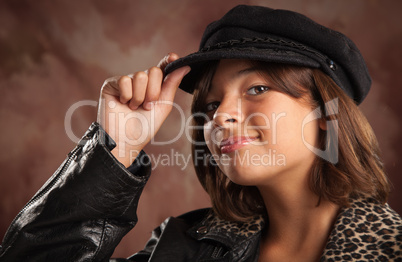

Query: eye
[246,85,269,95]
[204,101,220,112]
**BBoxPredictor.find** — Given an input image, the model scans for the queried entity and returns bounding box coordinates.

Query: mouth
[219,136,258,154]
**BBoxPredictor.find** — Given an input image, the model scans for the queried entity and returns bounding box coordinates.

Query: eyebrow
[207,65,266,94]
[235,66,262,78]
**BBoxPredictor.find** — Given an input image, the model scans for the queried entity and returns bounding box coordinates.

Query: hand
[97,53,190,167]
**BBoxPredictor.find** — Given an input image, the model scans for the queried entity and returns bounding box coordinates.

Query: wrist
[111,142,145,168]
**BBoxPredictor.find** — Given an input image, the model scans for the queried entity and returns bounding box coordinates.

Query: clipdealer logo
[64,98,339,165]
[302,98,338,164]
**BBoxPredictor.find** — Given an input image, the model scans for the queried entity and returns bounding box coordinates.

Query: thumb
[157,52,180,71]
[160,66,191,102]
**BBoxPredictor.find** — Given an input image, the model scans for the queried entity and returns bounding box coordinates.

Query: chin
[221,168,265,186]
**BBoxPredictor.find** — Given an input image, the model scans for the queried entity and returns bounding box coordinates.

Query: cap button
[196,226,208,234]
[327,59,337,71]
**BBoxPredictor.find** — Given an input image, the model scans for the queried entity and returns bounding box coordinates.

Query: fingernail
[182,66,191,75]
[144,102,153,110]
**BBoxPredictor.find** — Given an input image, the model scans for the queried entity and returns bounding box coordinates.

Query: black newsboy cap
[165,5,371,104]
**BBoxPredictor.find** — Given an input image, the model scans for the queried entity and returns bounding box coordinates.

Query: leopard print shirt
[321,198,402,261]
[199,198,401,261]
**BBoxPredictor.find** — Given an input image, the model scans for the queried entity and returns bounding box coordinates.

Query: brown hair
[191,60,390,221]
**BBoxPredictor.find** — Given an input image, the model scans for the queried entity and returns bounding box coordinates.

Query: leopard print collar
[321,197,402,261]
[202,211,265,238]
[189,198,401,260]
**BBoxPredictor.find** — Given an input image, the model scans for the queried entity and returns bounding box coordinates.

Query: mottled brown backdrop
[0,0,401,258]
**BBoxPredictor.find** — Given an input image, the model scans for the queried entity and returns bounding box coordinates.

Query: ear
[319,117,327,130]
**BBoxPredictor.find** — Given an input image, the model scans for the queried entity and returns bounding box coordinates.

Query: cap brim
[164,47,320,94]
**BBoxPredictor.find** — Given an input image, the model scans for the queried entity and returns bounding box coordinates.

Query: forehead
[213,59,255,79]
[209,59,264,90]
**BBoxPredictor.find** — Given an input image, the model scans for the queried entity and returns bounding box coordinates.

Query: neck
[257,171,340,260]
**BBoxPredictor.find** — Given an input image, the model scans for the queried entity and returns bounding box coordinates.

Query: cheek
[273,107,320,157]
[203,121,215,153]
[261,105,314,148]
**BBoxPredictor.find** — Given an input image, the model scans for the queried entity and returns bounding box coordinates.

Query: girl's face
[203,59,321,187]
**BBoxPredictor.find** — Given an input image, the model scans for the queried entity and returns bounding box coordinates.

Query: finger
[129,71,148,110]
[100,76,121,97]
[143,67,163,110]
[117,76,133,104]
[157,52,179,71]
[160,66,191,102]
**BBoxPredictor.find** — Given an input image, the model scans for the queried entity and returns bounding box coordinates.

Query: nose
[212,96,243,127]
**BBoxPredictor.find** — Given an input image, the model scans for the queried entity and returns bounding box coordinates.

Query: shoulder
[341,198,402,237]
[323,197,402,260]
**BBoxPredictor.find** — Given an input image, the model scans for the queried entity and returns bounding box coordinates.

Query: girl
[0,5,401,262]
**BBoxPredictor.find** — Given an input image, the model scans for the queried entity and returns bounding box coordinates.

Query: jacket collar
[188,210,265,249]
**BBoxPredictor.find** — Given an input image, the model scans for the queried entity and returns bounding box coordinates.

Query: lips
[219,136,258,154]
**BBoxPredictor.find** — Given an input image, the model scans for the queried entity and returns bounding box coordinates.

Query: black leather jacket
[0,123,401,261]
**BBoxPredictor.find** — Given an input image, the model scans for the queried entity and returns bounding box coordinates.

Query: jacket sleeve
[0,122,152,262]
